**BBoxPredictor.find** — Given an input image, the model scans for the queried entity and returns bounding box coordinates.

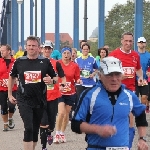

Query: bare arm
[8,76,17,104]
[137,126,148,150]
[136,68,143,79]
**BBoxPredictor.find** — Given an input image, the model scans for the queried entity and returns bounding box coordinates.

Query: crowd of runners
[0,32,149,150]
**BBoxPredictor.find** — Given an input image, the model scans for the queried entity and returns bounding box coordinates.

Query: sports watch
[139,137,147,142]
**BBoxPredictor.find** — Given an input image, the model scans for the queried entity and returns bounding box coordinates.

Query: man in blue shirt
[71,56,148,150]
[135,37,150,113]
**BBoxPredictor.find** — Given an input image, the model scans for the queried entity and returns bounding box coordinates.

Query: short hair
[121,32,133,39]
[26,35,40,46]
[80,40,87,48]
[72,48,77,54]
[1,44,11,51]
[81,43,90,50]
[98,47,108,57]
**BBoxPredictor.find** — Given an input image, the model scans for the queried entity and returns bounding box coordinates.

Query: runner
[135,37,150,113]
[53,46,81,143]
[40,40,66,150]
[71,56,148,150]
[0,44,17,131]
[109,32,143,149]
[75,43,98,109]
[96,47,108,68]
[8,36,57,150]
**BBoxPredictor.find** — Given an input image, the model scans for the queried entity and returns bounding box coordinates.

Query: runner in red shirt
[109,32,143,149]
[53,46,81,144]
[0,45,17,131]
[40,40,66,150]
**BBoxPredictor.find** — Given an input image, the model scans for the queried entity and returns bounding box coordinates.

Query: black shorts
[135,82,149,97]
[58,94,76,106]
[0,91,16,110]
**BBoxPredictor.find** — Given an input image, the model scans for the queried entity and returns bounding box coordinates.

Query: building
[45,33,73,45]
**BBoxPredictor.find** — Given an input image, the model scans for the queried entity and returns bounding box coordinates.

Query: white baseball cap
[43,40,53,48]
[137,37,146,43]
[100,56,124,75]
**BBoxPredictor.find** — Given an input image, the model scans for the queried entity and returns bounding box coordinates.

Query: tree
[104,0,150,51]
[88,41,98,57]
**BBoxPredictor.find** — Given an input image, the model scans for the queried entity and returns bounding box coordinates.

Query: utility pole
[35,0,37,36]
[84,0,88,40]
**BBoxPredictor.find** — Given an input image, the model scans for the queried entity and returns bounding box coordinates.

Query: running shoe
[53,134,61,144]
[42,148,47,150]
[3,124,9,132]
[60,134,67,143]
[47,135,53,145]
[8,118,15,129]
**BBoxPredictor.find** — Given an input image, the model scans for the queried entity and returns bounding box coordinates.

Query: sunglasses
[138,41,146,43]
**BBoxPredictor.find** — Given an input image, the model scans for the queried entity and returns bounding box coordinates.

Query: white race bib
[106,147,129,150]
[123,67,135,78]
[24,71,41,84]
[80,70,90,78]
[62,82,71,92]
[47,84,54,90]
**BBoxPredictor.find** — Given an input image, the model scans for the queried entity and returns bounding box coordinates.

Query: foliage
[88,41,98,57]
[103,0,150,51]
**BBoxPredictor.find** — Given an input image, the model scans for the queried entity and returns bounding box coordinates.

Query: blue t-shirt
[74,83,146,148]
[75,56,98,86]
[137,51,150,80]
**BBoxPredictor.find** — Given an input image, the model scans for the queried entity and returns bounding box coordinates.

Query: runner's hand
[43,74,53,84]
[95,125,117,138]
[137,139,148,150]
[76,79,82,84]
[8,95,17,104]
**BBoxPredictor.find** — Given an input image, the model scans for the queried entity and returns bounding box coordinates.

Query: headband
[61,47,72,53]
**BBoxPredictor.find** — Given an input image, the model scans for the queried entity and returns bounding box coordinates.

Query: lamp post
[84,0,88,41]
[35,0,37,36]
[17,0,24,49]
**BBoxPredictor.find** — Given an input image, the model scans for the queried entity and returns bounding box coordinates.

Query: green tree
[88,41,98,57]
[105,0,150,51]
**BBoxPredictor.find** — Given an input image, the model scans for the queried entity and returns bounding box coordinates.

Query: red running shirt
[58,60,80,95]
[109,48,141,91]
[0,57,17,91]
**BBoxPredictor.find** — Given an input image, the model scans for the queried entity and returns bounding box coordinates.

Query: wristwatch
[53,80,57,84]
[139,137,147,142]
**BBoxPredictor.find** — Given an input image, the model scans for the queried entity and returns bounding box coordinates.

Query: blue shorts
[58,94,76,106]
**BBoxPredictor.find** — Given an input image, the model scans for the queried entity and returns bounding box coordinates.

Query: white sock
[9,118,12,120]
[60,131,64,135]
[56,131,60,135]
[4,122,9,125]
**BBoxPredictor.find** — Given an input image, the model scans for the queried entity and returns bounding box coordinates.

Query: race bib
[47,84,54,90]
[80,70,90,78]
[106,147,129,150]
[62,82,71,92]
[24,71,41,84]
[123,67,135,78]
[0,79,8,87]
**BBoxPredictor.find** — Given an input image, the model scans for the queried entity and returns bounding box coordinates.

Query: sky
[0,0,127,40]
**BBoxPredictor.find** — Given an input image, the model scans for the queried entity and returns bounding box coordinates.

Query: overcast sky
[0,0,127,40]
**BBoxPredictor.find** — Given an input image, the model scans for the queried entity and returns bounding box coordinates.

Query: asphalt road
[0,108,149,150]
